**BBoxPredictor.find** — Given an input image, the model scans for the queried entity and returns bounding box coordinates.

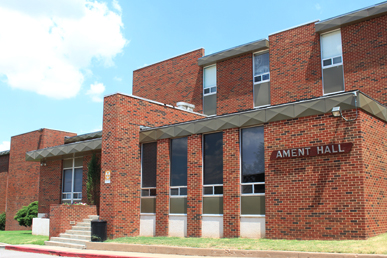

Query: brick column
[100,95,141,239]
[156,139,170,236]
[223,128,241,238]
[187,134,202,237]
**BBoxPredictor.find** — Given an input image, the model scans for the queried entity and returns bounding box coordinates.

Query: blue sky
[0,0,382,151]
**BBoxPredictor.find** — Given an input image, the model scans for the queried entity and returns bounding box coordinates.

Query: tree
[87,153,100,206]
[0,212,5,230]
[14,201,38,227]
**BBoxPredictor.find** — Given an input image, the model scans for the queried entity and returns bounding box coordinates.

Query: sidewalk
[4,243,387,258]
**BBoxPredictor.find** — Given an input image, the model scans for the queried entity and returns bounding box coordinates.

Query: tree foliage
[87,153,100,205]
[0,212,5,230]
[14,201,38,227]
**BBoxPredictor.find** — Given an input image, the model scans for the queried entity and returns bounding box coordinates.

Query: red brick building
[1,2,386,242]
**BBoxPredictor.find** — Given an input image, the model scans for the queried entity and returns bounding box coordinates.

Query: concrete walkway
[4,243,387,258]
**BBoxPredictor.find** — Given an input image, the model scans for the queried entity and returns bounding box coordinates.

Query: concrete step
[76,222,91,227]
[71,226,91,231]
[50,237,89,245]
[59,233,91,241]
[88,215,99,220]
[66,230,90,236]
[44,241,85,249]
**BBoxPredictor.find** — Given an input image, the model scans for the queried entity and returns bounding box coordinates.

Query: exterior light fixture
[331,106,341,117]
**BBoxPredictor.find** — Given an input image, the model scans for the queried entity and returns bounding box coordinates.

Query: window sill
[241,214,265,218]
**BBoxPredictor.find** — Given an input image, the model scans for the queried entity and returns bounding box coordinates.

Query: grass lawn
[107,233,387,254]
[0,230,48,245]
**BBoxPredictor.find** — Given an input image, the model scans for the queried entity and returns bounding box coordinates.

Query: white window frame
[140,143,157,198]
[62,157,83,203]
[320,29,345,95]
[170,186,187,196]
[239,126,265,197]
[203,64,217,96]
[253,51,270,85]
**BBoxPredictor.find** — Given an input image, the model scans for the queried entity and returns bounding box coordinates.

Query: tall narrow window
[62,157,83,203]
[203,132,223,214]
[141,142,157,214]
[203,65,217,115]
[170,137,187,214]
[253,52,270,107]
[321,30,344,94]
[241,127,265,215]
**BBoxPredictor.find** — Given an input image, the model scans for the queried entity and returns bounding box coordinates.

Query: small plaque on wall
[105,170,111,183]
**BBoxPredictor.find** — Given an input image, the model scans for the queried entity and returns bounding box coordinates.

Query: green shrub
[0,212,5,230]
[87,154,100,205]
[14,201,38,227]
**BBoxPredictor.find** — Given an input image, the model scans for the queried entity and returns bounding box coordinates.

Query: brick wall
[265,110,366,240]
[6,129,75,230]
[342,15,387,106]
[360,111,387,237]
[155,139,170,236]
[100,94,204,239]
[38,152,101,215]
[187,134,203,237]
[0,154,9,213]
[133,49,204,113]
[270,22,322,106]
[217,53,254,115]
[222,128,240,237]
[49,204,97,238]
[38,159,62,214]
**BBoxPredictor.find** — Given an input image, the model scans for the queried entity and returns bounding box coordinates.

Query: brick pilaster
[223,128,241,238]
[156,139,170,236]
[187,134,202,237]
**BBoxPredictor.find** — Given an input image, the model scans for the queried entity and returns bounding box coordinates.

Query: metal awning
[26,138,101,161]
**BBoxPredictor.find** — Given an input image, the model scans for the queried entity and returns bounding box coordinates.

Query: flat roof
[315,1,387,33]
[198,39,269,67]
[0,150,10,156]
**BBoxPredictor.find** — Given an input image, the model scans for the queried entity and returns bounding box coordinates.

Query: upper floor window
[62,157,83,203]
[253,52,270,84]
[321,30,345,94]
[203,65,217,115]
[203,65,216,95]
[253,52,271,107]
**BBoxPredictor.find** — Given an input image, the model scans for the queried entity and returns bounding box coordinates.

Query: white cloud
[86,82,105,102]
[0,141,10,152]
[315,3,321,10]
[113,76,122,82]
[0,0,127,99]
[112,0,122,13]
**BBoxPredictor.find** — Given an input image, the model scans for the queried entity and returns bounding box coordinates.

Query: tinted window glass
[254,53,270,76]
[73,168,83,192]
[170,137,187,186]
[203,132,223,185]
[241,127,264,183]
[63,169,72,192]
[142,142,157,187]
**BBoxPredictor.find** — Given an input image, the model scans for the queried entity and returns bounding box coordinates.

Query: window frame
[203,64,217,96]
[62,157,83,203]
[320,29,345,96]
[239,126,266,216]
[202,132,223,215]
[140,142,157,214]
[253,51,270,85]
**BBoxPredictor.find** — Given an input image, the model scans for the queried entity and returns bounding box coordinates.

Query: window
[62,157,83,203]
[240,127,265,215]
[203,132,223,214]
[203,65,217,115]
[170,137,188,214]
[321,30,344,94]
[253,52,270,107]
[141,142,157,213]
